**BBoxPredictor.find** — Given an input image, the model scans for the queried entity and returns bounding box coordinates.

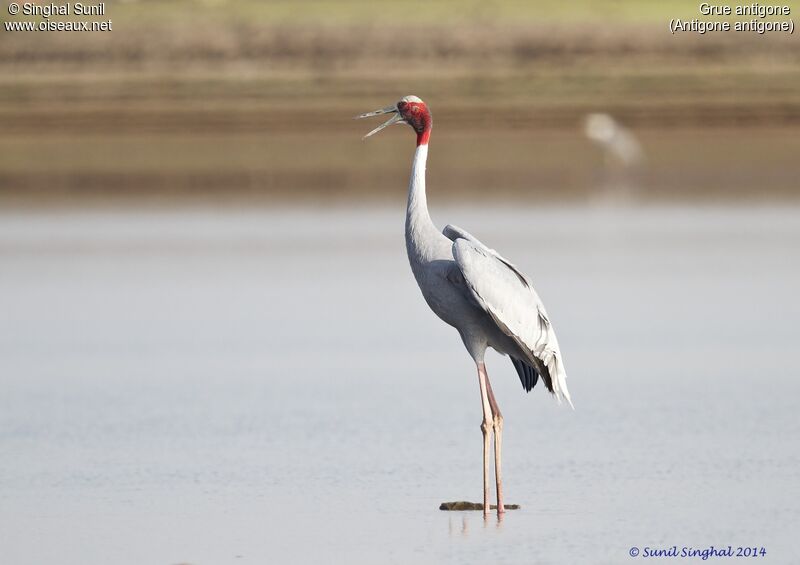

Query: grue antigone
[357,95,572,517]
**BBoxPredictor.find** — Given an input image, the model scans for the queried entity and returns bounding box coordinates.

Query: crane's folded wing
[449,234,573,408]
[443,224,532,287]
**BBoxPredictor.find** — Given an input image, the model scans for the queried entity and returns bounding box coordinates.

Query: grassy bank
[1,0,798,202]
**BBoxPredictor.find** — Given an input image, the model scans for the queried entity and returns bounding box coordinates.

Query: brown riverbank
[2,2,798,203]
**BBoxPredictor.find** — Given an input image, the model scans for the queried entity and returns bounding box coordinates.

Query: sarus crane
[357,95,573,517]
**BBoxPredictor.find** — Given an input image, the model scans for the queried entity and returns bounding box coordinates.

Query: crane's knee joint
[480,420,491,434]
[493,413,504,432]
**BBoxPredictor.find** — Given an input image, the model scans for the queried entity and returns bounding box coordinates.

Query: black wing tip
[511,357,538,392]
[511,356,554,394]
[540,363,554,393]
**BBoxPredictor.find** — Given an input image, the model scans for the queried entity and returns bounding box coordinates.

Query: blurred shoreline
[2,125,798,206]
[1,1,799,204]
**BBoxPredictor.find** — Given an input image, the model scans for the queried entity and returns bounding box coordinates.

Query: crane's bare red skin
[398,100,432,146]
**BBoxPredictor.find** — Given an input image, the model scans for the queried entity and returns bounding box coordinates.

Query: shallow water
[1,204,798,564]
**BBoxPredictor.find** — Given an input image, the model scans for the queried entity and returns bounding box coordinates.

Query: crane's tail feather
[539,350,574,409]
[515,350,573,409]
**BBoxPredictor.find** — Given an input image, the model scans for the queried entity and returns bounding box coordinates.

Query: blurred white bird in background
[584,113,645,204]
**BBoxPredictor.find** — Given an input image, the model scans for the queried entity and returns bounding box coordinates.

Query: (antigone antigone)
[357,96,573,517]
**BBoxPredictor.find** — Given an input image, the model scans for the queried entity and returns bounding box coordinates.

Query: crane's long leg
[476,362,493,517]
[485,374,505,515]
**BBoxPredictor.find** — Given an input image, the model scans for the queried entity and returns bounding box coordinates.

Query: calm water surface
[1,205,798,564]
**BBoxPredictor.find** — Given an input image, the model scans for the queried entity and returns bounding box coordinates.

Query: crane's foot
[439,501,520,511]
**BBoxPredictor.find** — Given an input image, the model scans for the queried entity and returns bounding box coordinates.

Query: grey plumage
[357,95,573,516]
[404,145,572,407]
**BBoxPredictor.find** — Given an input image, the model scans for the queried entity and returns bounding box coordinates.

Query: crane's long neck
[407,143,431,226]
[405,140,443,264]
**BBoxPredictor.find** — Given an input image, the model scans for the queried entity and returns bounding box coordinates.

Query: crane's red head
[356,95,432,146]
